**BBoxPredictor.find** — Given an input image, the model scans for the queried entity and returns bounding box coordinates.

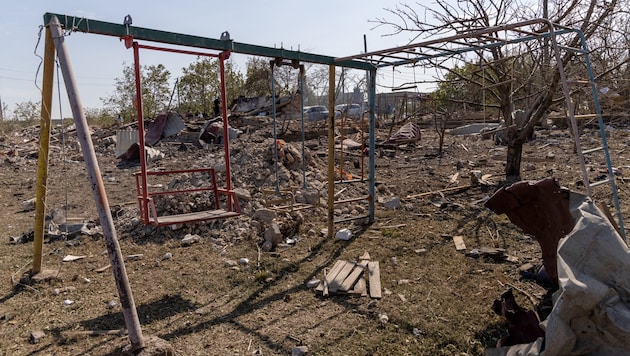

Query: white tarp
[487,192,630,355]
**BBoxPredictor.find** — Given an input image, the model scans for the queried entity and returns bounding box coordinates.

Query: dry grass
[0,120,627,355]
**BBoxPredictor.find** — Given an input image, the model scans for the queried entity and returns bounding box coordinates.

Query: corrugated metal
[162,112,186,138]
[115,129,138,158]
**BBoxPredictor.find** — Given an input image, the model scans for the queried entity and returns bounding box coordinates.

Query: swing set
[35,13,378,238]
[124,37,241,226]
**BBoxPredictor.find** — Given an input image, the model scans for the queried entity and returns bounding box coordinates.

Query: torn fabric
[485,179,630,355]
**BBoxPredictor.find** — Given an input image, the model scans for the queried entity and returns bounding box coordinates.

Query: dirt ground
[0,115,628,355]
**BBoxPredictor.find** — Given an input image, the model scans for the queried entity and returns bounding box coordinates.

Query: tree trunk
[505,126,524,181]
[437,126,446,156]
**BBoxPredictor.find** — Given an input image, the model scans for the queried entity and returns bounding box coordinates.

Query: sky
[0,0,436,120]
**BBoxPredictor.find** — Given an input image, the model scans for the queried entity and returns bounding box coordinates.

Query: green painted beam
[43,12,374,70]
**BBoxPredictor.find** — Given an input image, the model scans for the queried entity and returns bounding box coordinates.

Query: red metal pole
[133,42,150,223]
[219,51,233,210]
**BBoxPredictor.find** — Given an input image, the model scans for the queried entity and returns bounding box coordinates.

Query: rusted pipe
[48,15,145,351]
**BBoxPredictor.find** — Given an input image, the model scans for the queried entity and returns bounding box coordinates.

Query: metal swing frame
[125,40,241,226]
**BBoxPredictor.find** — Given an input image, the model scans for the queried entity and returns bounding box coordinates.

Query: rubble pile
[107,122,333,250]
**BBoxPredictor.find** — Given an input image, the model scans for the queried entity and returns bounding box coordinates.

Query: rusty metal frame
[336,18,625,239]
[128,39,240,226]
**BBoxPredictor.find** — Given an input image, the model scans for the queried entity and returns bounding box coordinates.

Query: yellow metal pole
[33,26,55,273]
[327,64,335,238]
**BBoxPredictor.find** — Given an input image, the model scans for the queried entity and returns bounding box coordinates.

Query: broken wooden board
[405,185,472,199]
[367,261,382,299]
[328,260,356,293]
[338,260,369,292]
[316,260,345,293]
[453,235,466,251]
[348,277,367,296]
[316,257,382,299]
[94,264,112,273]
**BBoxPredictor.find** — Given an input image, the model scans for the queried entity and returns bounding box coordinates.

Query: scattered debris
[125,254,144,261]
[306,279,320,289]
[63,299,74,307]
[316,257,381,299]
[53,286,76,295]
[383,122,421,145]
[181,234,201,246]
[450,123,500,136]
[491,288,544,347]
[486,181,630,355]
[145,111,186,146]
[262,222,283,251]
[453,235,466,251]
[485,178,574,283]
[291,345,309,356]
[466,247,507,261]
[29,330,46,344]
[199,119,240,145]
[224,260,238,268]
[95,264,111,273]
[405,185,472,199]
[253,209,276,223]
[367,261,382,299]
[335,228,353,241]
[22,198,36,212]
[62,255,87,262]
[378,312,389,324]
[383,197,402,210]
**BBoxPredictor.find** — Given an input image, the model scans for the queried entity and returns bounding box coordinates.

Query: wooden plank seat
[135,167,241,226]
[148,209,241,226]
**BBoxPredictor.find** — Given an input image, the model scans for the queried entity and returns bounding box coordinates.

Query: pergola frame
[337,18,624,239]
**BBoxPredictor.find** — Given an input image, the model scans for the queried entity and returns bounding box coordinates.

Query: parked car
[303,105,329,121]
[334,103,362,119]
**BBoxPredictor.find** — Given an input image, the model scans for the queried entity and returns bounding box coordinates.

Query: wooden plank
[338,260,369,291]
[405,185,472,199]
[322,260,346,290]
[453,235,466,251]
[348,277,367,296]
[95,264,112,273]
[315,268,329,293]
[151,209,240,226]
[367,261,382,299]
[329,261,356,293]
[316,269,325,292]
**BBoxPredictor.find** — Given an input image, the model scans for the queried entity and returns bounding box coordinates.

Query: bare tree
[373,0,626,180]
